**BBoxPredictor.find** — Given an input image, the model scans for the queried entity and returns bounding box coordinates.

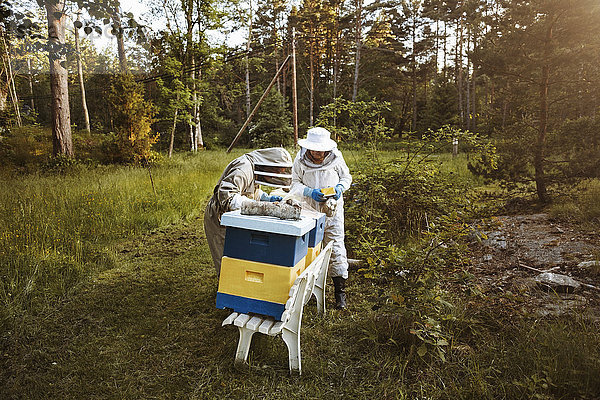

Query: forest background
[0,0,598,204]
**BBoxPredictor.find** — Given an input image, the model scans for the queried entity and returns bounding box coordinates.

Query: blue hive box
[223,227,308,267]
[221,210,315,267]
[308,212,327,247]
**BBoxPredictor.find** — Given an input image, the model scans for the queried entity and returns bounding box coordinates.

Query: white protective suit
[291,148,352,279]
[204,147,293,274]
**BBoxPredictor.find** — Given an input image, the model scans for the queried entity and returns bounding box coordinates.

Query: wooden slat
[234,313,251,327]
[222,312,239,326]
[258,318,275,334]
[246,316,263,330]
[270,321,284,335]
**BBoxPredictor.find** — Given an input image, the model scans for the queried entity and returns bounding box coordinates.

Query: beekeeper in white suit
[204,147,293,275]
[291,127,352,309]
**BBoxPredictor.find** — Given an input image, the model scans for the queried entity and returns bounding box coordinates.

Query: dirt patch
[464,213,600,320]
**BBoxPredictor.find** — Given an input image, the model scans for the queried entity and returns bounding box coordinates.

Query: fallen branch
[518,262,600,292]
[517,262,560,274]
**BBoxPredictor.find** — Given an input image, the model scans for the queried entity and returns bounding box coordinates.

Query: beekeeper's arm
[215,167,256,211]
[291,159,324,201]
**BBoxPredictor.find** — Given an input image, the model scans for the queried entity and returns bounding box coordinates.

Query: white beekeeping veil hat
[248,147,293,189]
[298,127,337,152]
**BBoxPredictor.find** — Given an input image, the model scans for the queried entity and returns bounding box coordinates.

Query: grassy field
[1,149,599,399]
[0,150,240,330]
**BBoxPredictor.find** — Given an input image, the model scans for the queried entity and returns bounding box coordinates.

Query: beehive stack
[216,210,316,320]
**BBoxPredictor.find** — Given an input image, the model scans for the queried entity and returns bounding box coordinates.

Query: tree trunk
[471,32,478,132]
[333,3,341,128]
[45,1,73,157]
[535,22,553,204]
[457,19,464,129]
[0,71,7,112]
[74,14,90,133]
[245,0,252,118]
[168,103,179,158]
[114,9,128,74]
[502,81,508,129]
[411,15,417,133]
[27,57,35,112]
[291,28,298,144]
[465,28,471,131]
[309,35,314,126]
[189,62,196,151]
[333,4,340,101]
[443,21,447,79]
[352,0,362,102]
[471,61,477,132]
[195,66,203,149]
[274,25,280,94]
[1,28,21,126]
[188,55,198,151]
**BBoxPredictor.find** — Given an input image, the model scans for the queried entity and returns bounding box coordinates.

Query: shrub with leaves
[248,90,293,148]
[550,116,600,179]
[470,115,600,197]
[344,134,484,363]
[317,97,393,145]
[108,74,158,163]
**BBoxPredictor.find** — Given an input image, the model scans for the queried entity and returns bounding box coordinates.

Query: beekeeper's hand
[268,195,283,202]
[333,184,344,200]
[303,187,325,202]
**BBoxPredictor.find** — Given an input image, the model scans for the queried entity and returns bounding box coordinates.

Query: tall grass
[0,151,241,329]
[549,178,600,226]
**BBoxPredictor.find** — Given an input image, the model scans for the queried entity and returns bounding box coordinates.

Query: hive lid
[221,210,316,236]
[300,208,327,222]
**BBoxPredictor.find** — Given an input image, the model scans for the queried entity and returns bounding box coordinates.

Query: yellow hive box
[218,256,306,304]
[320,187,336,197]
[304,242,323,270]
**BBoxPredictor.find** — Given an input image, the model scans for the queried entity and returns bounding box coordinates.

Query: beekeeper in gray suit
[291,127,352,309]
[204,147,293,275]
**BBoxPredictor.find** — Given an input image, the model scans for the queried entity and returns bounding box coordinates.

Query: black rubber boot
[332,277,347,310]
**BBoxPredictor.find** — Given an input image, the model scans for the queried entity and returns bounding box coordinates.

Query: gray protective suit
[291,148,352,279]
[204,148,293,274]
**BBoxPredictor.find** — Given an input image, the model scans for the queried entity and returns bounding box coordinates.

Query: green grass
[1,148,599,399]
[0,150,246,330]
[548,178,600,227]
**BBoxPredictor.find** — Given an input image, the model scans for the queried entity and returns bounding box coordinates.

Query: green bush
[0,126,52,169]
[248,90,294,148]
[108,75,159,164]
[345,159,472,261]
[551,116,600,179]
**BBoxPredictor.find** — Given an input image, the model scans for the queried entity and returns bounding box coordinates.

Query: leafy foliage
[248,90,293,148]
[470,115,600,196]
[317,98,393,145]
[107,75,158,164]
[551,116,600,179]
[345,127,492,262]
